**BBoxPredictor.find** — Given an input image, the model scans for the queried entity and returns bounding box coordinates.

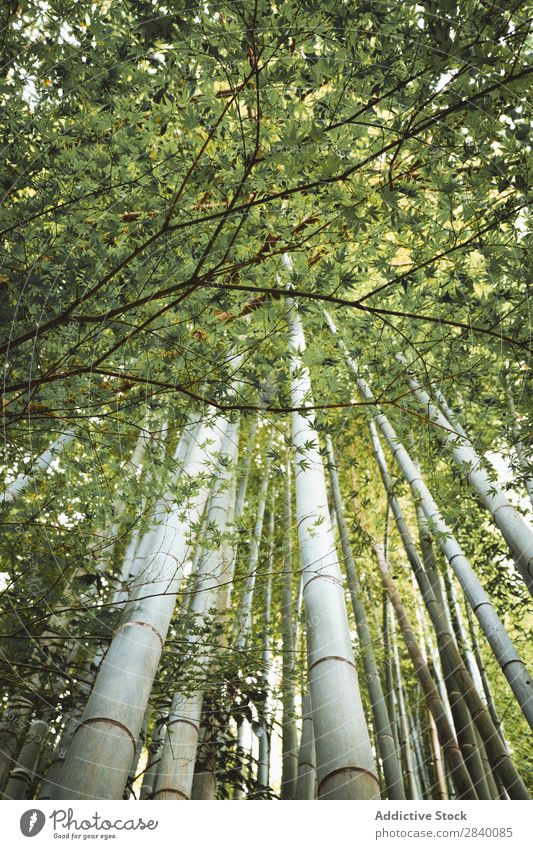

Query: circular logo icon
[20,810,46,837]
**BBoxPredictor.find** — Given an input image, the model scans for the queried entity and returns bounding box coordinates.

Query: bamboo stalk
[191,717,218,799]
[382,599,401,761]
[289,299,379,800]
[294,694,316,800]
[408,573,448,800]
[139,717,165,800]
[2,719,49,799]
[0,693,33,790]
[233,444,272,800]
[390,620,420,799]
[153,422,240,800]
[1,429,74,505]
[124,705,151,799]
[464,602,507,745]
[280,454,298,799]
[326,436,404,799]
[55,415,229,799]
[257,506,274,796]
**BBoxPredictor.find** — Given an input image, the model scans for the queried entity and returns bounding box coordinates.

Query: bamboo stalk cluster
[0,304,531,802]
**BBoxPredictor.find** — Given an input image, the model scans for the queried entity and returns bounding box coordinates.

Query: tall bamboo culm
[55,415,228,799]
[280,454,298,799]
[289,297,379,800]
[153,421,239,800]
[325,436,404,800]
[1,429,74,505]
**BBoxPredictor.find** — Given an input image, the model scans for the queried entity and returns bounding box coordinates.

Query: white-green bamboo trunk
[503,370,533,508]
[406,704,427,798]
[232,723,248,800]
[0,693,33,790]
[409,579,450,801]
[464,603,507,748]
[139,718,166,800]
[1,429,74,504]
[154,694,203,801]
[54,415,228,799]
[398,355,533,594]
[38,714,77,800]
[428,703,448,800]
[257,507,274,795]
[153,421,239,800]
[382,599,401,763]
[36,425,168,798]
[217,418,257,615]
[111,419,193,607]
[289,301,379,800]
[5,422,162,800]
[325,435,404,800]
[280,454,298,800]
[429,640,455,734]
[232,445,272,800]
[234,419,257,522]
[234,442,272,649]
[407,457,493,800]
[390,617,419,799]
[294,694,316,800]
[441,564,485,698]
[1,718,49,799]
[188,421,259,802]
[190,721,217,799]
[123,414,200,592]
[124,704,151,799]
[37,648,98,801]
[409,574,449,801]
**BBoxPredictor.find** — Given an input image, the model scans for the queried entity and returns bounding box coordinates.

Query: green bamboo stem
[153,422,239,800]
[294,694,316,800]
[289,299,379,800]
[325,435,404,800]
[2,718,49,799]
[0,693,33,790]
[257,506,274,795]
[280,453,298,800]
[139,717,165,800]
[55,415,229,799]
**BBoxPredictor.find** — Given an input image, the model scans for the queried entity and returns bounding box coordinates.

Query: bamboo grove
[0,0,532,801]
